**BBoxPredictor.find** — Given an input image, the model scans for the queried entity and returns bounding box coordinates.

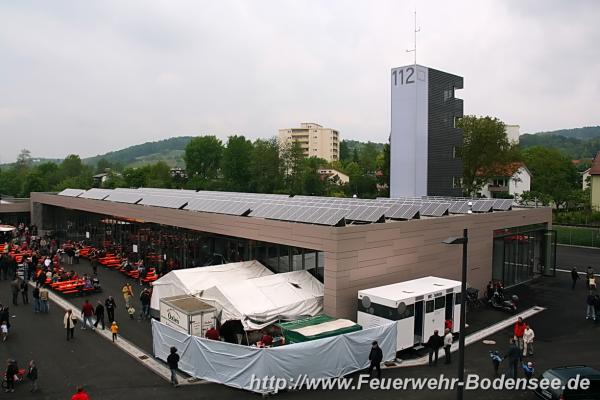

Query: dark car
[534,366,600,400]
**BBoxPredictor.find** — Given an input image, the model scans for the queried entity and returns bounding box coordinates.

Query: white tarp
[152,318,396,393]
[150,261,273,311]
[199,270,324,330]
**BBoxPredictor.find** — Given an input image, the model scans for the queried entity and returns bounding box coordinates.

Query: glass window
[426,300,434,313]
[435,297,445,310]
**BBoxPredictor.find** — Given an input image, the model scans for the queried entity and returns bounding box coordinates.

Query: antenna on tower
[406,10,420,65]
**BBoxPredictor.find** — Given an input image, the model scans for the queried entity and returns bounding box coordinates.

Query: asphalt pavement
[0,246,598,399]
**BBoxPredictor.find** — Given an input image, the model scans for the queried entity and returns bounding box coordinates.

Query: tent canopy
[199,270,325,330]
[150,260,273,311]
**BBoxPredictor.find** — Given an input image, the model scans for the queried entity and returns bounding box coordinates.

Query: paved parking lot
[0,245,598,399]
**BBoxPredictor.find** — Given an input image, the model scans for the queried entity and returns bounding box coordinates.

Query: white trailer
[159,295,217,338]
[357,276,461,351]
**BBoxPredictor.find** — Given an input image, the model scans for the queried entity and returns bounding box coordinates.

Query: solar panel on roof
[430,202,451,217]
[384,203,419,220]
[57,188,85,197]
[493,199,513,211]
[471,200,495,212]
[105,192,143,204]
[345,206,386,222]
[449,201,471,214]
[79,188,112,200]
[139,195,190,209]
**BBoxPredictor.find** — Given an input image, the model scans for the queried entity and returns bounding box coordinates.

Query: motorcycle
[488,291,519,313]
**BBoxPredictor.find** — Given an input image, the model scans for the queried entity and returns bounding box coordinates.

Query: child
[522,361,534,380]
[111,321,119,342]
[1,321,8,342]
[127,306,136,320]
[489,350,503,376]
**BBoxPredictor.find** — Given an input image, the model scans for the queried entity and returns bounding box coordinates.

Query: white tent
[199,270,325,330]
[150,261,273,311]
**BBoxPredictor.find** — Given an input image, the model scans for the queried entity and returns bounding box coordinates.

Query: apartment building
[278,123,340,162]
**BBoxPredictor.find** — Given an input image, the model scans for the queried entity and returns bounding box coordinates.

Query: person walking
[167,347,180,387]
[586,291,597,321]
[443,328,453,364]
[122,283,133,308]
[140,288,151,320]
[10,276,20,306]
[5,359,18,393]
[587,267,595,289]
[105,296,116,323]
[39,287,49,313]
[81,299,95,330]
[71,386,90,400]
[27,360,38,393]
[571,267,580,290]
[32,286,41,313]
[1,321,8,342]
[504,337,521,379]
[513,317,526,353]
[64,309,77,341]
[368,340,383,379]
[523,324,535,357]
[426,330,443,366]
[94,300,105,330]
[110,321,119,342]
[489,350,503,376]
[20,279,29,305]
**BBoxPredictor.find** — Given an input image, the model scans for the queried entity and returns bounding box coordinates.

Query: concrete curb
[385,306,546,368]
[29,282,204,386]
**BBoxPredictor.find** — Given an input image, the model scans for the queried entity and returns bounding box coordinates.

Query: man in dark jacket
[571,267,579,290]
[140,288,151,320]
[426,330,444,366]
[10,277,20,306]
[94,300,105,330]
[167,347,180,387]
[105,296,116,323]
[504,337,521,379]
[5,359,18,393]
[368,341,383,379]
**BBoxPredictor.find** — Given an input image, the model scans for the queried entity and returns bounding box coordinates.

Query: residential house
[478,162,531,199]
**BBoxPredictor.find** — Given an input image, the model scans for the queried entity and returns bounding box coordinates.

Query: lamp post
[443,228,468,400]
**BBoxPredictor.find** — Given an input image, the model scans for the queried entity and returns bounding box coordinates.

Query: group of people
[572,266,600,321]
[489,317,536,380]
[3,359,37,394]
[425,325,455,367]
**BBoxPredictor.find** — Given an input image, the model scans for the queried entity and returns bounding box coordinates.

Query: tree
[95,158,113,174]
[60,154,85,179]
[281,141,305,194]
[123,167,146,188]
[146,161,173,188]
[458,116,521,196]
[523,146,579,208]
[21,171,47,196]
[249,138,283,193]
[339,140,350,162]
[184,136,223,180]
[222,135,253,191]
[15,149,32,173]
[0,168,22,197]
[359,142,380,174]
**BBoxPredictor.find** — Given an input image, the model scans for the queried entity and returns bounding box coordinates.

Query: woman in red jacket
[513,317,526,353]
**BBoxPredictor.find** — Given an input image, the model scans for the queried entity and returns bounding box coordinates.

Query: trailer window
[426,300,434,313]
[435,297,445,310]
[398,304,415,320]
[455,292,462,305]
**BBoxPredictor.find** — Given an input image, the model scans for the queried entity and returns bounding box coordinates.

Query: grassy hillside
[84,136,193,167]
[520,126,600,159]
[533,126,600,140]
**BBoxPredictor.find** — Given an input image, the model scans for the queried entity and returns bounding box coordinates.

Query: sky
[1,0,599,163]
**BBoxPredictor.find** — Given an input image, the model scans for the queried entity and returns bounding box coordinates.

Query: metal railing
[555,224,600,248]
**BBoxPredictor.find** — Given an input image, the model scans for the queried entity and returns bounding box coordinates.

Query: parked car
[534,365,600,400]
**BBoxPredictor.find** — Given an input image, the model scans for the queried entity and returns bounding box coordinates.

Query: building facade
[31,189,554,320]
[278,123,340,162]
[390,65,464,198]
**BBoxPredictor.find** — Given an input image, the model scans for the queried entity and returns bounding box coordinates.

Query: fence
[554,224,600,248]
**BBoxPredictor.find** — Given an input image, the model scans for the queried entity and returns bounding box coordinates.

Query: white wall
[509,167,531,196]
[390,64,428,197]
